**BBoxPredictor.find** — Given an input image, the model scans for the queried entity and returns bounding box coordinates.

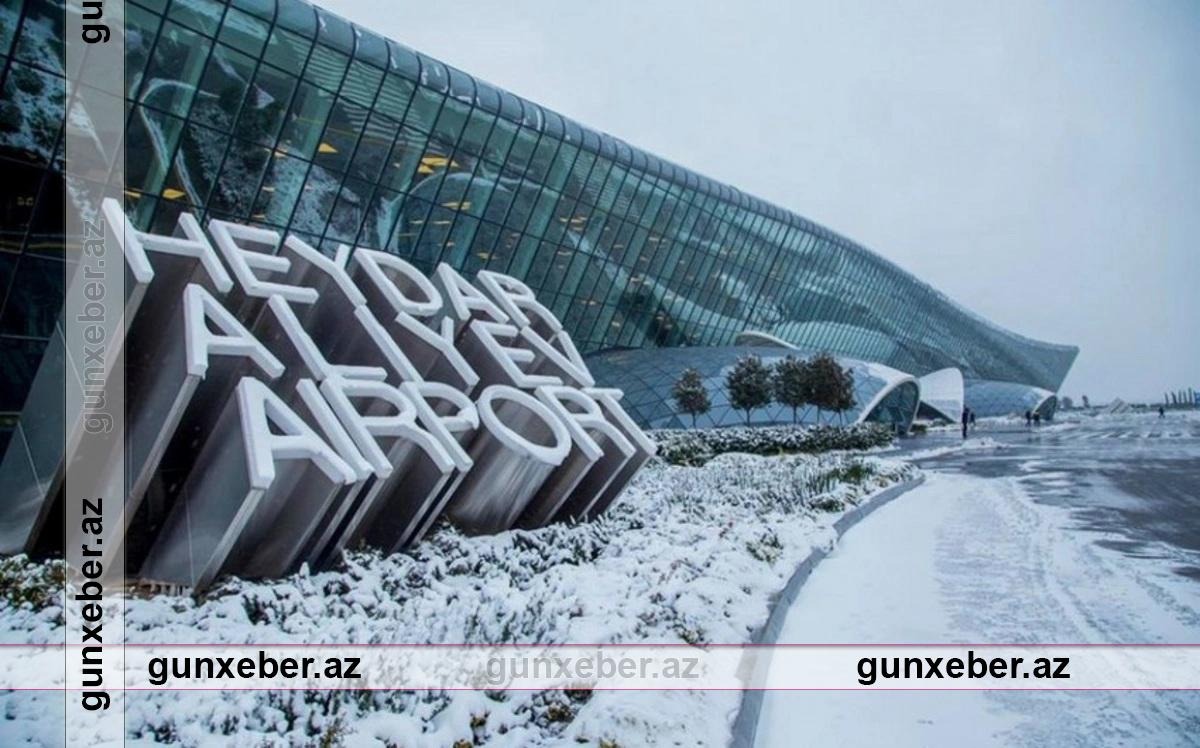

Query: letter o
[475,385,570,466]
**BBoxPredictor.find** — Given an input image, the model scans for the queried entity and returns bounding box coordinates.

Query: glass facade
[964,379,1058,420]
[586,346,921,431]
[0,0,1077,451]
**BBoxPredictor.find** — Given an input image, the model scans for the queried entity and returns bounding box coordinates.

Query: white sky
[321,0,1199,403]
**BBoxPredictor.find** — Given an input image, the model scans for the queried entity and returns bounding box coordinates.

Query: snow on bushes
[652,422,896,466]
[1,452,915,747]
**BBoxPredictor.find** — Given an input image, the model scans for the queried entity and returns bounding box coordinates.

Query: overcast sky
[323,0,1198,403]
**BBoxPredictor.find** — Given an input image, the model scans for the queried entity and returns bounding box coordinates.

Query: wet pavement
[887,413,1200,581]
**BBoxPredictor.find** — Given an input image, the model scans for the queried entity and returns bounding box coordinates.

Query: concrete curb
[728,473,927,748]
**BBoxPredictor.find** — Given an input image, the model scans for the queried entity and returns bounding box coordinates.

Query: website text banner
[3,645,1199,691]
[65,0,127,745]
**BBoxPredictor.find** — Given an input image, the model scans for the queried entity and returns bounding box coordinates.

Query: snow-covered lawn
[1,450,915,747]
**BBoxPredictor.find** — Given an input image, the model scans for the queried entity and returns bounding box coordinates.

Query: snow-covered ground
[756,454,1200,746]
[0,451,914,747]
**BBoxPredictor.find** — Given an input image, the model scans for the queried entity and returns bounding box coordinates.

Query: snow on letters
[99,199,655,590]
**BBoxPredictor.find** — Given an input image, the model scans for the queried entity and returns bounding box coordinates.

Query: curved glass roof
[0,0,1079,442]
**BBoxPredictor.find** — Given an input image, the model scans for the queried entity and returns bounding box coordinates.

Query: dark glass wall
[0,0,1077,450]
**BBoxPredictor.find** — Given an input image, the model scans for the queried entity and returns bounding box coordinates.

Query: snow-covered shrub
[0,555,63,614]
[1,453,916,746]
[652,422,894,465]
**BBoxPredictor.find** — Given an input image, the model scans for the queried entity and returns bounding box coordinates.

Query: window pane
[340,60,383,109]
[278,81,333,158]
[432,95,469,146]
[168,0,225,36]
[349,110,397,183]
[252,153,307,225]
[0,63,63,164]
[141,22,211,117]
[264,27,311,71]
[375,73,414,120]
[236,66,295,147]
[218,7,268,57]
[190,44,255,132]
[305,44,349,92]
[313,98,367,174]
[378,126,427,193]
[404,86,443,134]
[209,138,271,217]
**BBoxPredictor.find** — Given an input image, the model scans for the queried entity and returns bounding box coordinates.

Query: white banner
[4,645,1199,691]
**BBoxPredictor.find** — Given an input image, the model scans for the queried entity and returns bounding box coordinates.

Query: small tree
[726,354,773,425]
[831,362,856,425]
[671,367,710,428]
[772,355,812,423]
[808,353,855,425]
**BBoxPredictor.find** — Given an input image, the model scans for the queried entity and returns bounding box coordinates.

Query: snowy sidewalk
[754,471,1200,747]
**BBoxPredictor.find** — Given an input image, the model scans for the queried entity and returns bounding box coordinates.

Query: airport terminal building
[0,0,1076,451]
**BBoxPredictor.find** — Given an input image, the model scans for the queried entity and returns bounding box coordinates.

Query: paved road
[897,413,1200,581]
[755,413,1200,747]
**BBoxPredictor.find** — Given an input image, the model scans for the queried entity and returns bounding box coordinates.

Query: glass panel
[341,59,383,109]
[277,81,333,158]
[325,176,370,243]
[316,8,354,53]
[251,152,307,225]
[404,86,443,134]
[305,43,349,92]
[13,0,63,68]
[0,63,63,164]
[354,27,389,69]
[0,253,61,337]
[387,41,420,80]
[0,0,22,58]
[209,138,271,217]
[125,4,162,98]
[431,95,469,146]
[236,65,295,146]
[313,97,367,174]
[218,7,268,57]
[290,165,339,233]
[264,27,311,71]
[378,125,427,193]
[232,0,274,20]
[189,44,256,132]
[375,73,414,120]
[167,0,225,36]
[349,110,398,183]
[126,107,186,196]
[277,0,317,37]
[0,160,40,252]
[140,21,211,117]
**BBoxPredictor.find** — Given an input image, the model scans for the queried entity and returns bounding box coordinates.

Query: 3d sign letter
[0,200,654,590]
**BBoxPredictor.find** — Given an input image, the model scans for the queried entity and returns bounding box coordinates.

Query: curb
[728,473,927,748]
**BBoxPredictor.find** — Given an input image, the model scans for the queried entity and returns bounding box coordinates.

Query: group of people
[959,408,1047,437]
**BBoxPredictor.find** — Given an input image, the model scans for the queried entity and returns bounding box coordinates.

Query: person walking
[1159,405,1166,418]
[969,410,977,430]
[1033,412,1041,427]
[961,407,970,439]
[1025,410,1033,428]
